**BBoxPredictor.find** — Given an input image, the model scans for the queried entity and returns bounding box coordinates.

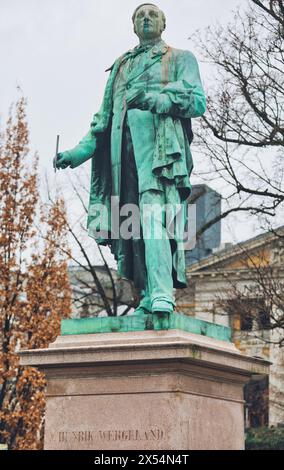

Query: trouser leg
[120,118,174,314]
[120,118,151,314]
[139,190,175,313]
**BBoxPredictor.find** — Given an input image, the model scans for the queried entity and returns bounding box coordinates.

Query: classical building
[177,225,284,428]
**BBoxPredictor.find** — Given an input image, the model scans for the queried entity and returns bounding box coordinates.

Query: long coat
[63,40,206,287]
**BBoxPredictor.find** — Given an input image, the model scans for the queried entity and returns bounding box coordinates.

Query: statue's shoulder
[169,47,197,61]
[168,47,200,70]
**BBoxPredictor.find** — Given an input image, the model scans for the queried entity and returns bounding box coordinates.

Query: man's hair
[132,3,166,29]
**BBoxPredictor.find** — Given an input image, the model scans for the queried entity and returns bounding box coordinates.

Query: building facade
[177,227,284,427]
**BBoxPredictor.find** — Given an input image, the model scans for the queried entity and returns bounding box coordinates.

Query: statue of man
[54,3,206,315]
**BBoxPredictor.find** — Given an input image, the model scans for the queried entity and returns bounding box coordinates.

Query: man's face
[134,5,164,40]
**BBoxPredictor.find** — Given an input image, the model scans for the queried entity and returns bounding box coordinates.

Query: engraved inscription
[48,428,165,444]
[58,432,68,443]
[99,428,164,441]
[73,431,94,442]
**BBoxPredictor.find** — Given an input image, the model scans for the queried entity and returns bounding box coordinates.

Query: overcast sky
[1,0,262,252]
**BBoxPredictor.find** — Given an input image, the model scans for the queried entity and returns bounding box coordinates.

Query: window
[224,297,271,332]
[241,311,253,331]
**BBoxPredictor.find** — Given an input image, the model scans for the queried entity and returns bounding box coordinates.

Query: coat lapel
[125,41,169,85]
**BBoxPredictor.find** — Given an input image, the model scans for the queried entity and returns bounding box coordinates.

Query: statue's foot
[128,290,152,316]
[152,299,174,315]
[127,296,174,316]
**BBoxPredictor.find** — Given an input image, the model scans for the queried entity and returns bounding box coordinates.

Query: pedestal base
[20,328,268,450]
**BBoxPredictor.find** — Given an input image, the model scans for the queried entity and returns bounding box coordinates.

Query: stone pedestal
[20,317,268,450]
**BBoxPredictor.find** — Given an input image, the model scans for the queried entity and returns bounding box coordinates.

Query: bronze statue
[54,4,206,315]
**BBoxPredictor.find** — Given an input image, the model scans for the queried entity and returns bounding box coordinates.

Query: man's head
[132,4,166,41]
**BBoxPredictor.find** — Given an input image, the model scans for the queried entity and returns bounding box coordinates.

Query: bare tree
[191,0,284,227]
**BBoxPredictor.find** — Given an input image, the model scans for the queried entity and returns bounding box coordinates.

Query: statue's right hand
[54,152,72,170]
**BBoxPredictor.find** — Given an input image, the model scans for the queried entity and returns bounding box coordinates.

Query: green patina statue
[54,3,206,316]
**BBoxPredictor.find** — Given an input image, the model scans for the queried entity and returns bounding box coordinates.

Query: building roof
[187,225,284,273]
